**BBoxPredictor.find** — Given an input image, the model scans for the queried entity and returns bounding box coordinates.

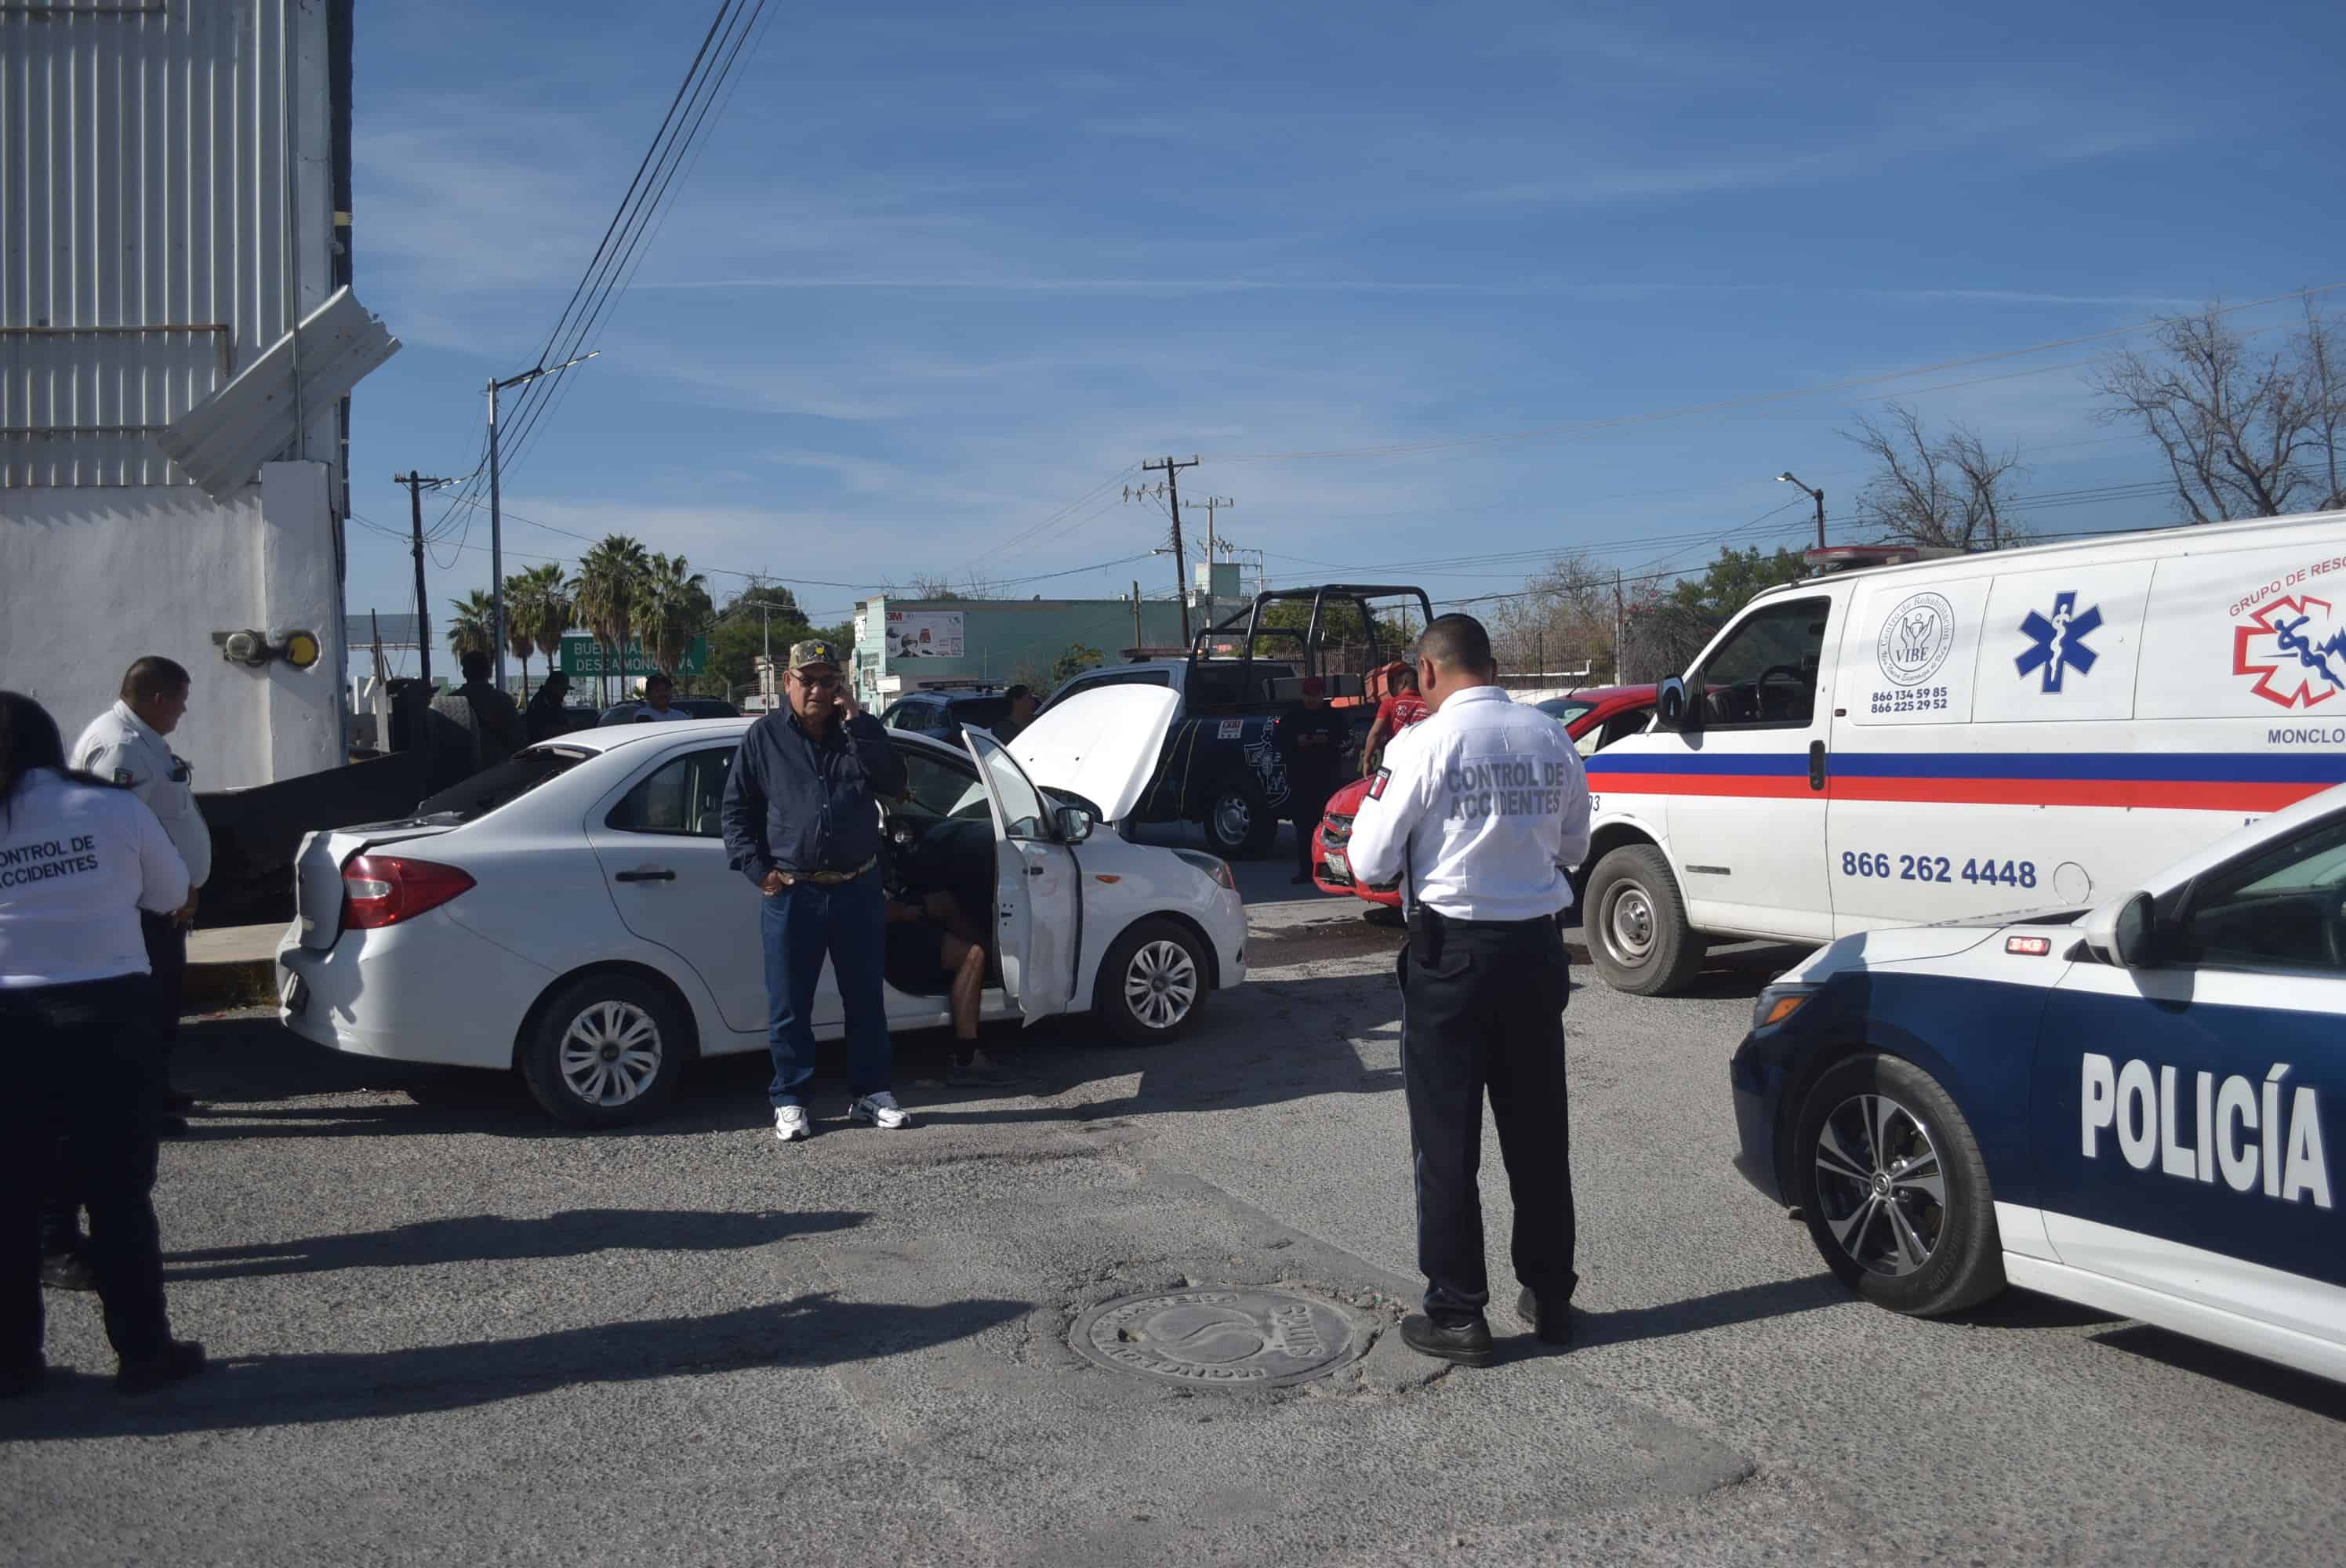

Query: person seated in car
[883,888,1017,1088]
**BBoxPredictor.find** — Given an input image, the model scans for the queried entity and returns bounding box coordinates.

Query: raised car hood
[1008,686,1180,823]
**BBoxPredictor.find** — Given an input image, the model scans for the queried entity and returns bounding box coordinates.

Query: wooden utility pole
[1130,581,1142,649]
[1142,455,1200,641]
[1613,568,1627,684]
[394,471,454,687]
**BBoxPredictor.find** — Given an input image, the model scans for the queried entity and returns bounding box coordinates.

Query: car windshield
[1538,699,1595,726]
[415,746,590,822]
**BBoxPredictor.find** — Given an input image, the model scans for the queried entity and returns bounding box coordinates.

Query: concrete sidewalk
[185,923,281,1014]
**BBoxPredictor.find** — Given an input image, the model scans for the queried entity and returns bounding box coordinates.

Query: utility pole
[1183,494,1233,626]
[487,350,598,689]
[394,471,454,687]
[1614,569,1627,684]
[1142,455,1200,641]
[1131,581,1142,650]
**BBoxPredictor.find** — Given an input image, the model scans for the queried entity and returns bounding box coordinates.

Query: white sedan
[277,688,1245,1127]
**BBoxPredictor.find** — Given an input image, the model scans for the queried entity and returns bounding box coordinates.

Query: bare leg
[940,934,986,1043]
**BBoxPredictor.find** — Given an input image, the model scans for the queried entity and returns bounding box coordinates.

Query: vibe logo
[2014,591,2102,694]
[2081,1053,2331,1208]
[2233,593,2346,710]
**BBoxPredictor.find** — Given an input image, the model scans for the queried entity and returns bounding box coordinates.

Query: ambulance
[1581,510,2346,994]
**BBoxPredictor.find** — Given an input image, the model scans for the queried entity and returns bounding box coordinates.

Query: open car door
[961,729,1080,1022]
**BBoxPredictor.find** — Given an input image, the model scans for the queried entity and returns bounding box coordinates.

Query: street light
[1778,471,1825,550]
[487,350,600,688]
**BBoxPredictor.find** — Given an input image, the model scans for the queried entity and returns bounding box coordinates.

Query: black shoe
[0,1359,44,1399]
[116,1339,205,1395]
[1516,1288,1572,1346]
[39,1250,97,1293]
[1400,1313,1494,1367]
[162,1088,197,1112]
[945,1050,1019,1088]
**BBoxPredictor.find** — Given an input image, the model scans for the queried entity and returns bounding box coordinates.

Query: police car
[1732,782,2344,1384]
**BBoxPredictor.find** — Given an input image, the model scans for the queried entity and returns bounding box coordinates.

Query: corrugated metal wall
[2,0,332,487]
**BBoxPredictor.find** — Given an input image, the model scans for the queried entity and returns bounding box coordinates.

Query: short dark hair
[645,672,674,691]
[1417,614,1493,677]
[1004,684,1033,703]
[460,649,492,681]
[120,655,191,704]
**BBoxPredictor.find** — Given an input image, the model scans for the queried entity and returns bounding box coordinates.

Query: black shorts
[883,920,951,994]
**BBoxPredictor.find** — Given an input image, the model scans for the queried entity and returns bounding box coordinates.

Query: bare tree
[2095,299,2346,524]
[1489,550,1621,681]
[1841,403,2025,549]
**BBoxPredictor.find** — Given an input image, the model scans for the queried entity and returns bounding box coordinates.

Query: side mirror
[1054,804,1095,843]
[1656,676,1692,731]
[2079,890,2157,968]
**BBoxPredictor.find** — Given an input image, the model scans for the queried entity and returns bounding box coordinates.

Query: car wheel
[1202,775,1278,859]
[521,972,689,1130]
[1095,918,1210,1044]
[1584,844,1705,995]
[1793,1053,2005,1317]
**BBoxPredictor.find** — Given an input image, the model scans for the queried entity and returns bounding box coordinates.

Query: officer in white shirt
[74,657,209,1125]
[1346,614,1592,1367]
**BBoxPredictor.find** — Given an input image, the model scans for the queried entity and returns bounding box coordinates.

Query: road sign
[559,635,710,677]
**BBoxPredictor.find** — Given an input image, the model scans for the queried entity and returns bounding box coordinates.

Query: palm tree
[520,562,574,695]
[572,535,649,705]
[503,562,572,702]
[445,589,496,666]
[634,553,711,684]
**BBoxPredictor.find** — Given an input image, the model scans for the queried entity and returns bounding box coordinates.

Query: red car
[1311,684,1657,906]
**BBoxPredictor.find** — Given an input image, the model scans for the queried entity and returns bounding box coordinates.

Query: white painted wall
[1,462,345,791]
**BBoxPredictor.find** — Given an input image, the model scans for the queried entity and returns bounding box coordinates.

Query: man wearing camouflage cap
[721,638,910,1142]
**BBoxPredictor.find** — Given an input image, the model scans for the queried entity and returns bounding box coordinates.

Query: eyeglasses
[790,671,841,690]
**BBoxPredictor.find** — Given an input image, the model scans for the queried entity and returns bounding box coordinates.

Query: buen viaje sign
[559,634,710,677]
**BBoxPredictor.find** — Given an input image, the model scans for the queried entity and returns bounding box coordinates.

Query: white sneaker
[849,1091,911,1130]
[774,1105,812,1142]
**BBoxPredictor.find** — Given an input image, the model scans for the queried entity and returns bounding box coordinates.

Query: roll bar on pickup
[1186,584,1436,680]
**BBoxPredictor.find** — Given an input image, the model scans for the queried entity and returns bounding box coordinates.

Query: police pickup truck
[1039,585,1431,858]
[1733,781,2344,1385]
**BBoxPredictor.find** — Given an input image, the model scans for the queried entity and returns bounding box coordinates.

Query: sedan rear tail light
[342,854,476,930]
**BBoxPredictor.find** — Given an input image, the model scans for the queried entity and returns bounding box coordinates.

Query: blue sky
[344,0,2346,659]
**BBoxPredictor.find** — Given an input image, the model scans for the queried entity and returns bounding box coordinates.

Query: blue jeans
[760,869,892,1109]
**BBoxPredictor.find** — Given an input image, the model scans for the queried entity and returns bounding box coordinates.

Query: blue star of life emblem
[2014,592,2102,693]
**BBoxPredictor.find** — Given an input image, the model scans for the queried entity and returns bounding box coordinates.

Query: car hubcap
[1213,793,1251,845]
[558,1000,663,1107]
[1607,883,1656,963]
[1124,940,1199,1030]
[1812,1093,1947,1277]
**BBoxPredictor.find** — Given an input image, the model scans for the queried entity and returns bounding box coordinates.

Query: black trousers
[1399,909,1577,1325]
[143,910,187,1080]
[2,976,175,1367]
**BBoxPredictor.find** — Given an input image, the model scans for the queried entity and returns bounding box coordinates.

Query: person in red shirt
[1361,662,1429,776]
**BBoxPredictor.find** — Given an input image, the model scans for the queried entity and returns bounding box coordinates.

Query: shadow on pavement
[2089,1324,2346,1421]
[165,1207,866,1283]
[171,970,1410,1142]
[0,1291,1026,1441]
[1565,1272,1847,1351]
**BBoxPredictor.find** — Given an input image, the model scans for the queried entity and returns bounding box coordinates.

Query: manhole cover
[1071,1287,1361,1389]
